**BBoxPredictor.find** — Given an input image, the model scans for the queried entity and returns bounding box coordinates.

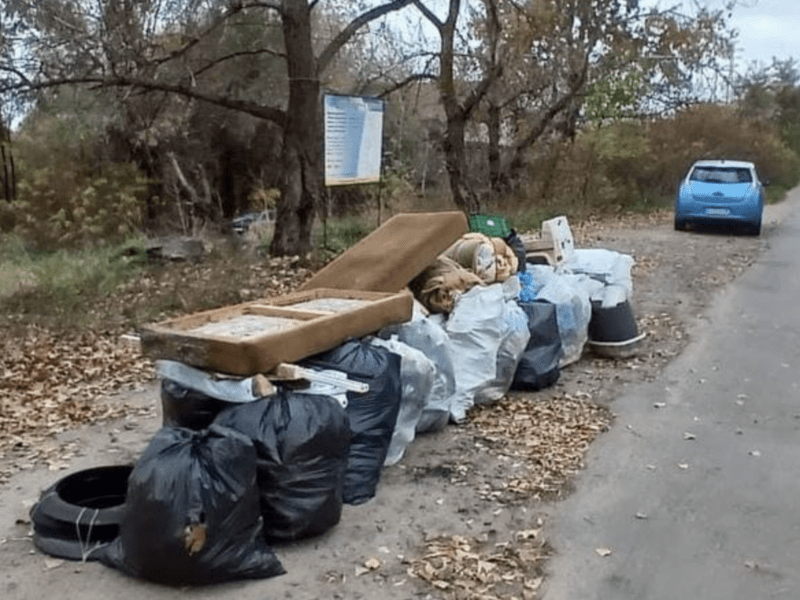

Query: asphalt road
[544,190,800,600]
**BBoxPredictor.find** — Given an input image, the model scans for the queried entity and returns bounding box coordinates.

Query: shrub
[11,162,148,251]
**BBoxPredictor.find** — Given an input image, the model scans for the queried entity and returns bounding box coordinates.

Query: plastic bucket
[588,300,639,343]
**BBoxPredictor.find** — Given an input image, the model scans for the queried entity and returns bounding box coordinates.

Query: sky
[729,0,800,68]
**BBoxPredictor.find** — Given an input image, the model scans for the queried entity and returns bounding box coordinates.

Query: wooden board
[139,288,413,376]
[300,211,468,293]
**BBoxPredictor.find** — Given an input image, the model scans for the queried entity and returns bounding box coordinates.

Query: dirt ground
[0,201,791,600]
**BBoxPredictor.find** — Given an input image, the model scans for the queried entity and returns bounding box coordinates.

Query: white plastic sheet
[156,360,261,403]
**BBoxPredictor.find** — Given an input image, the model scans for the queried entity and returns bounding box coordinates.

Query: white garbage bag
[370,336,435,466]
[528,265,593,367]
[379,302,457,433]
[444,278,530,420]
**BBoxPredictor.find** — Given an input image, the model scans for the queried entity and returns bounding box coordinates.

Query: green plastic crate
[468,214,511,238]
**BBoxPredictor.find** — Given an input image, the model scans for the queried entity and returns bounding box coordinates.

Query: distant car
[674,159,765,236]
[231,209,274,234]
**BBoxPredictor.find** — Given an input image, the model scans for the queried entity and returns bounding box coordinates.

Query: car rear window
[690,167,753,183]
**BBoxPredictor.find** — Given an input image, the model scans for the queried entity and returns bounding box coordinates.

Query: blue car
[674,159,765,236]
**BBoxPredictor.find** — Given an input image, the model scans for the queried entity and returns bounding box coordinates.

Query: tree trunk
[487,102,502,193]
[442,115,479,214]
[270,0,321,257]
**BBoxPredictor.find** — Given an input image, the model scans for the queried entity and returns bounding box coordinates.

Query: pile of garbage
[29,212,641,586]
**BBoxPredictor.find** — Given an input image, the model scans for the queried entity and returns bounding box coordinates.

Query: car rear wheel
[745,220,761,236]
[674,216,687,231]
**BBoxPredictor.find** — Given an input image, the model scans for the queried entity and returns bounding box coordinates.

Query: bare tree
[1,0,415,255]
[410,0,501,213]
[474,0,737,193]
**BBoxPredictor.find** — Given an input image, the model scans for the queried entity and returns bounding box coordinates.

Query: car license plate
[705,208,730,216]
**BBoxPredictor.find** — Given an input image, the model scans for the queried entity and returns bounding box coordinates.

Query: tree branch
[193,48,286,78]
[412,0,444,30]
[239,1,283,13]
[152,2,279,67]
[514,60,589,153]
[462,63,502,119]
[3,76,287,126]
[377,72,438,98]
[317,0,415,74]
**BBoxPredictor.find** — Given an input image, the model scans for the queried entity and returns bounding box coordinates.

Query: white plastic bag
[565,249,635,307]
[442,284,506,421]
[530,267,593,367]
[443,278,528,419]
[370,336,434,465]
[472,296,531,404]
[379,302,457,433]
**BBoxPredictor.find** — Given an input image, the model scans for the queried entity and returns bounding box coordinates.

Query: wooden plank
[243,305,330,320]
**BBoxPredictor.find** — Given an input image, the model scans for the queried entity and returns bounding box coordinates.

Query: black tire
[746,219,761,236]
[674,216,687,231]
[30,465,132,561]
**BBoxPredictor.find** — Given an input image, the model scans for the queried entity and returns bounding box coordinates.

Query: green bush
[11,162,148,251]
[525,104,800,214]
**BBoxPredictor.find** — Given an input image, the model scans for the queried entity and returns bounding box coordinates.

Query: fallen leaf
[516,529,540,540]
[364,557,382,570]
[677,463,690,470]
[749,450,761,457]
[525,576,543,590]
[683,432,696,440]
[635,512,648,520]
[43,558,64,571]
[653,402,666,409]
[595,547,613,557]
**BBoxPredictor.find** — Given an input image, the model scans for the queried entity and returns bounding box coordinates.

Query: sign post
[323,94,385,186]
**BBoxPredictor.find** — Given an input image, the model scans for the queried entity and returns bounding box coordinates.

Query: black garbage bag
[504,228,527,273]
[160,378,231,430]
[214,389,351,541]
[300,339,402,505]
[100,425,284,586]
[511,300,562,392]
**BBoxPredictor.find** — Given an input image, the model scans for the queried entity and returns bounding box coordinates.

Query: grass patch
[0,235,148,326]
[314,216,373,257]
[765,184,789,205]
[507,208,564,235]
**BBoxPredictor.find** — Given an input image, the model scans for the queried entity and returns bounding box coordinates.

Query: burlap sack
[410,256,484,314]
[443,233,497,283]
